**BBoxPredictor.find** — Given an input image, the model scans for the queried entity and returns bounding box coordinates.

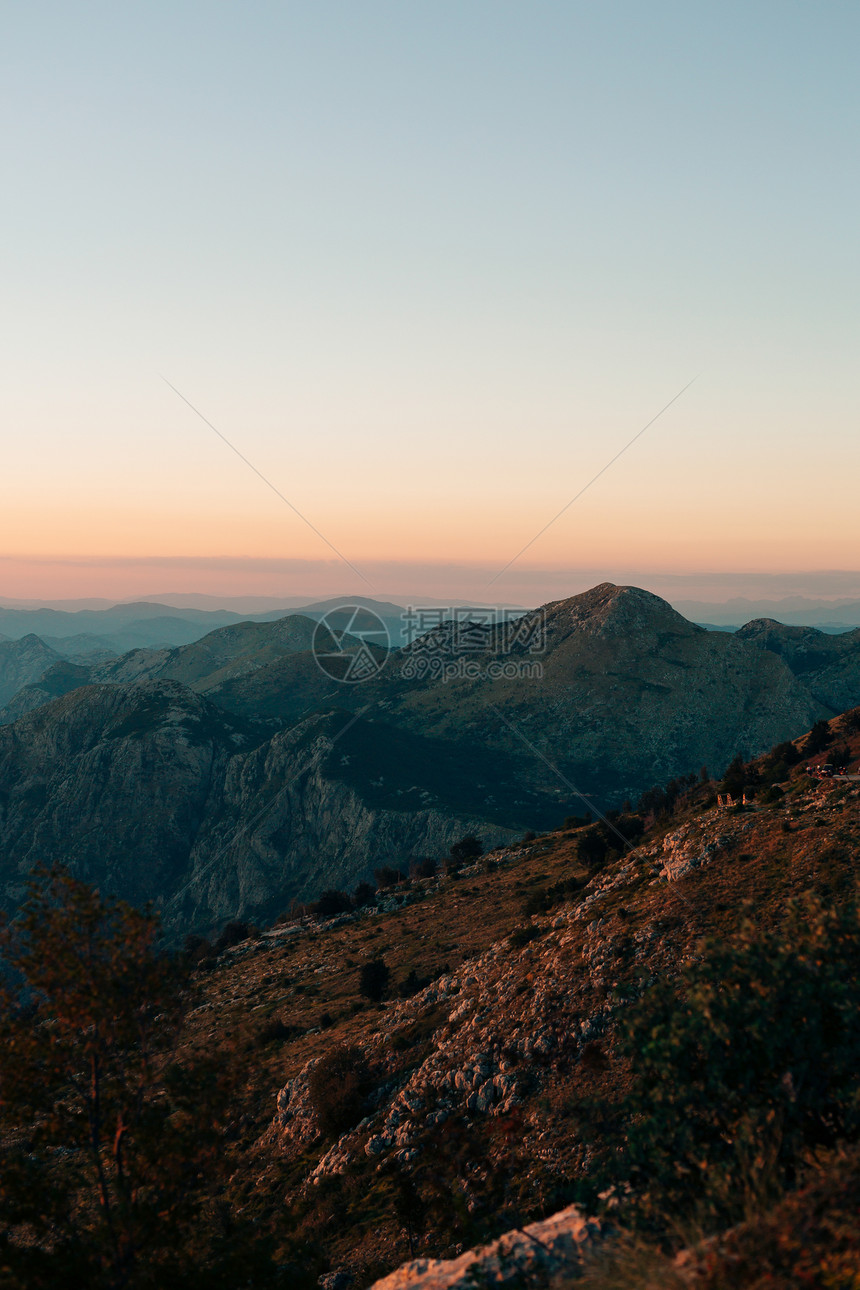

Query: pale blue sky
[2,2,859,601]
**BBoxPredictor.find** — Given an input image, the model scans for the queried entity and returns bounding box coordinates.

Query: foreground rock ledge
[370,1204,600,1289]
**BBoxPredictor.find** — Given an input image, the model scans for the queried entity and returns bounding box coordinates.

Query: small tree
[313,889,352,918]
[578,825,609,869]
[392,1170,427,1257]
[213,918,254,954]
[306,1044,370,1139]
[352,881,377,908]
[359,956,390,1002]
[374,865,404,890]
[804,719,832,756]
[410,856,438,880]
[720,753,748,797]
[0,866,289,1288]
[449,834,483,866]
[770,740,801,768]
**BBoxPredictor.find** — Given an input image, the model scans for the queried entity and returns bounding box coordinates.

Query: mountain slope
[0,681,528,932]
[0,635,64,707]
[169,705,860,1287]
[367,584,827,804]
[0,586,832,834]
[736,616,860,711]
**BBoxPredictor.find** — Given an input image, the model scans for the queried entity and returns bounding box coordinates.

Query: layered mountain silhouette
[0,583,853,933]
[0,635,65,708]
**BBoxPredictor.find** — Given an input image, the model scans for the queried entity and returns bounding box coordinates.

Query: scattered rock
[369,1203,600,1289]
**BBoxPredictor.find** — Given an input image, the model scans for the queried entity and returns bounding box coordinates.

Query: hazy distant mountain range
[0,595,525,656]
[675,596,860,631]
[3,583,857,935]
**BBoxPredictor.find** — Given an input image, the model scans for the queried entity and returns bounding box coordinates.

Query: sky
[2,2,859,606]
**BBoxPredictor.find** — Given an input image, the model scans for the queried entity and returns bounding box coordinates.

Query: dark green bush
[578,825,614,868]
[254,1017,302,1048]
[508,925,543,949]
[359,956,390,1001]
[600,900,860,1230]
[523,877,582,917]
[213,919,255,953]
[374,866,404,890]
[449,834,483,865]
[306,1044,371,1138]
[410,856,438,880]
[760,783,785,804]
[803,720,832,755]
[313,889,352,917]
[352,881,377,908]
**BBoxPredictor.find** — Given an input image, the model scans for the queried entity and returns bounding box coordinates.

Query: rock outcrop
[369,1204,599,1289]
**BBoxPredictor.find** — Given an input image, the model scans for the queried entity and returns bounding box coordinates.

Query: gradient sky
[3,2,859,604]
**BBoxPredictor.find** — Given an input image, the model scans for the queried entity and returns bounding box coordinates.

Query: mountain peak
[540,582,700,641]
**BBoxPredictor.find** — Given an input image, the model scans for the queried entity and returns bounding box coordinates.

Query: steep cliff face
[170,722,518,931]
[736,618,860,712]
[0,681,517,934]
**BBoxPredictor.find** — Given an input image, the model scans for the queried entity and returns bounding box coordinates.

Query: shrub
[254,1017,302,1047]
[600,900,860,1230]
[313,889,352,918]
[638,772,699,818]
[352,881,377,908]
[720,753,748,797]
[578,825,615,869]
[213,919,254,953]
[397,968,432,999]
[617,813,645,843]
[183,932,212,964]
[359,956,390,1002]
[770,740,802,767]
[306,1044,371,1138]
[509,925,543,949]
[563,814,591,829]
[523,877,582,917]
[803,719,832,755]
[449,834,483,865]
[409,856,438,880]
[760,784,785,804]
[374,866,404,890]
